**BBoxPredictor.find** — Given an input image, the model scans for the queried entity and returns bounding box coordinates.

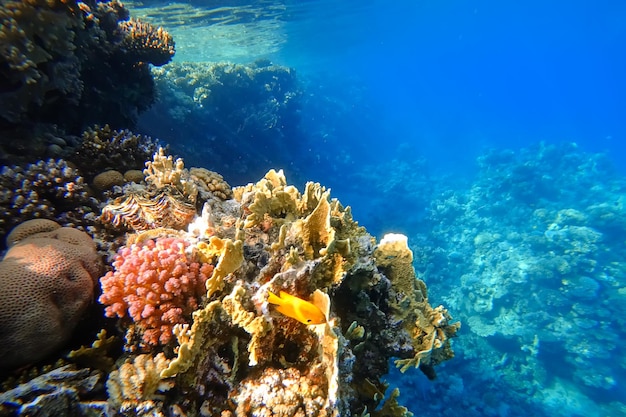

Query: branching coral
[73,124,160,180]
[99,237,213,348]
[118,18,175,66]
[0,159,97,250]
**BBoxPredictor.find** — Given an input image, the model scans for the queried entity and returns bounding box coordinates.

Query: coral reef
[138,61,302,184]
[99,237,213,348]
[0,159,98,250]
[100,149,197,231]
[0,150,458,415]
[404,142,626,416]
[118,18,175,66]
[0,220,103,368]
[73,125,161,180]
[97,167,456,416]
[0,0,174,163]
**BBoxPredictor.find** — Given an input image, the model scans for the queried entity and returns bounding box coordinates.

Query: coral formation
[100,149,197,231]
[190,167,234,201]
[93,170,125,191]
[106,353,173,409]
[0,365,106,416]
[0,159,97,250]
[99,237,213,348]
[118,18,175,66]
[0,220,103,368]
[0,150,458,415]
[73,125,160,180]
[140,61,302,184]
[0,0,173,163]
[401,142,626,416]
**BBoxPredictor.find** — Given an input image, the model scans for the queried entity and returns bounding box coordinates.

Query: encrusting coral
[0,220,103,368]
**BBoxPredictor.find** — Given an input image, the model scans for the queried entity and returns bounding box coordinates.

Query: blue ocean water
[129,1,626,416]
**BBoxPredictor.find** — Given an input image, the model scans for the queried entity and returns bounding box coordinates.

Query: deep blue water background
[278,0,626,179]
[130,1,626,415]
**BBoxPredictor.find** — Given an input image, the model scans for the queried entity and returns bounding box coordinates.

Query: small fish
[267,290,327,325]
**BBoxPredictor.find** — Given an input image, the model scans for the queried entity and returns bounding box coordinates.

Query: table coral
[99,237,214,349]
[0,220,103,369]
[119,18,175,66]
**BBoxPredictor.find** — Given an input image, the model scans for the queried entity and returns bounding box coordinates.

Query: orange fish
[267,290,327,325]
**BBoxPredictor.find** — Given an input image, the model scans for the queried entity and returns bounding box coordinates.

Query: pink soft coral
[99,237,213,348]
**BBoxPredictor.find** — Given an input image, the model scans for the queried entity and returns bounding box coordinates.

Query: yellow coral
[144,147,197,201]
[107,353,173,408]
[196,236,245,297]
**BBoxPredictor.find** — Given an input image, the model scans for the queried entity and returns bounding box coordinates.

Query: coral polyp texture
[99,237,213,348]
[119,18,176,66]
[0,220,103,368]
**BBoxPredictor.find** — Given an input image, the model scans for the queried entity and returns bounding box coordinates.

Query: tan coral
[375,233,460,375]
[106,353,173,408]
[0,221,103,368]
[144,147,197,202]
[92,169,125,191]
[190,167,233,200]
[5,218,60,247]
[118,18,175,66]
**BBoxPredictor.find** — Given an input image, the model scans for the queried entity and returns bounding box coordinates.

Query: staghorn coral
[118,18,175,66]
[0,158,98,250]
[0,220,103,369]
[99,237,213,349]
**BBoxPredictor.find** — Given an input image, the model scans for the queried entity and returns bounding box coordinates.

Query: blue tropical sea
[0,0,625,416]
[134,1,626,416]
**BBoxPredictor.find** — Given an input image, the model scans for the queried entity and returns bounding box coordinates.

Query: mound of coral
[0,220,103,369]
[0,150,459,417]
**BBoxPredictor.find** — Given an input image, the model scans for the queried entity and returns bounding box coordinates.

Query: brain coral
[99,237,213,348]
[0,220,103,369]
